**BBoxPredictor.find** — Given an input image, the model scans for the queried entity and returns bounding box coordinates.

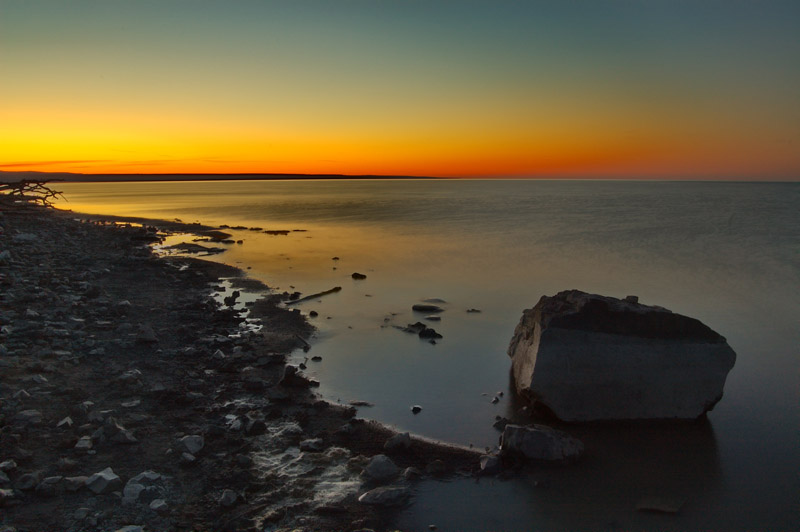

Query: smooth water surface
[55,179,799,530]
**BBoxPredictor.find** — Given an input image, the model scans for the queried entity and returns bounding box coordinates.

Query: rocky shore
[0,205,480,532]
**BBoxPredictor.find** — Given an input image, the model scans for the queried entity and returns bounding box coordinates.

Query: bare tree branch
[0,179,65,209]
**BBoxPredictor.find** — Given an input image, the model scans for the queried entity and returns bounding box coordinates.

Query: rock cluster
[0,206,480,531]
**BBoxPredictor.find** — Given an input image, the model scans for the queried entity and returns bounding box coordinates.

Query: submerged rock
[358,486,410,506]
[412,304,443,313]
[500,424,583,463]
[507,290,736,422]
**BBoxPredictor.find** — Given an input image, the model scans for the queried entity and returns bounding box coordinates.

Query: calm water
[55,179,799,530]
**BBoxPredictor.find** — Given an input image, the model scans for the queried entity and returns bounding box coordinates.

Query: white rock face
[508,290,737,422]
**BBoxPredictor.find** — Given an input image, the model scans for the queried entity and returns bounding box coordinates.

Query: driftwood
[286,286,342,304]
[0,180,64,209]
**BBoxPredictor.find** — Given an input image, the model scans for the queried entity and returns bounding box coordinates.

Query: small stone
[57,416,73,428]
[85,467,122,494]
[403,466,422,480]
[351,272,367,280]
[0,460,17,473]
[363,455,399,484]
[358,486,410,506]
[384,432,412,452]
[411,405,422,414]
[479,455,502,475]
[14,473,40,491]
[299,438,325,452]
[219,489,239,507]
[35,476,63,497]
[123,482,145,501]
[14,409,42,426]
[75,436,93,451]
[0,488,19,506]
[150,498,169,514]
[64,476,88,491]
[425,460,446,476]
[0,471,9,485]
[74,507,91,520]
[179,434,204,454]
[136,324,158,343]
[115,527,144,532]
[180,452,196,465]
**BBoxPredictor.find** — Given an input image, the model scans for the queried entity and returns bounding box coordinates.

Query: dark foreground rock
[499,424,583,463]
[0,205,480,532]
[507,290,736,422]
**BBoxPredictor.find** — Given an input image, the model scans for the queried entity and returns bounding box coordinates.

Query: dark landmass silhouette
[0,170,435,182]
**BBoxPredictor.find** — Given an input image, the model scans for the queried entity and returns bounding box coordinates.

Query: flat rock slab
[507,290,736,422]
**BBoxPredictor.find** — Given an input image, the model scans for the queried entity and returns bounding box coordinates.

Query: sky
[1,0,798,179]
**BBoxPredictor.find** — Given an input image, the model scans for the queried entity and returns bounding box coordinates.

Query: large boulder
[507,290,736,422]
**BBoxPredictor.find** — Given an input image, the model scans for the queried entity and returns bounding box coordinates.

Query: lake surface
[55,179,799,530]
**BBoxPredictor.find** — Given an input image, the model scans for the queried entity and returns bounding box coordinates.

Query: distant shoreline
[2,170,797,183]
[0,171,438,183]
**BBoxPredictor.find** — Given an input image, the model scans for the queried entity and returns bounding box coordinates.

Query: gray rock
[150,498,169,514]
[0,461,17,473]
[35,476,63,497]
[14,472,40,491]
[64,476,88,492]
[57,416,73,428]
[363,454,399,483]
[180,452,196,465]
[507,290,737,422]
[479,455,502,475]
[384,432,412,452]
[179,434,204,454]
[219,488,239,507]
[136,324,158,343]
[0,488,19,506]
[0,471,9,485]
[85,467,122,494]
[73,507,91,520]
[129,470,161,485]
[425,460,446,476]
[500,424,584,463]
[412,304,444,313]
[75,436,93,451]
[115,527,144,532]
[358,486,410,506]
[299,438,325,452]
[403,467,422,480]
[122,482,145,503]
[106,419,138,444]
[13,409,42,426]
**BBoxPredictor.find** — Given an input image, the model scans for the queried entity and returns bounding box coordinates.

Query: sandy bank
[0,205,480,532]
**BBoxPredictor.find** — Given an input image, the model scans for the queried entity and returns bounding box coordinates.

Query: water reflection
[398,419,722,531]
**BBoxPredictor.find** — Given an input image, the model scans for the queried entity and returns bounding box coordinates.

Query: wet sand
[0,204,480,532]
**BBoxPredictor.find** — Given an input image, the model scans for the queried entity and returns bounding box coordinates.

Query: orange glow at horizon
[2,2,798,180]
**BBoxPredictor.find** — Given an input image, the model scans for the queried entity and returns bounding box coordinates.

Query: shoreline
[0,205,481,532]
